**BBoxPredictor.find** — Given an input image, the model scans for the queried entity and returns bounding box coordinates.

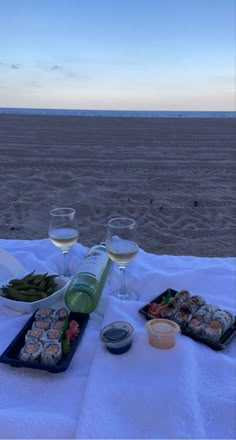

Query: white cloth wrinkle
[0,239,235,439]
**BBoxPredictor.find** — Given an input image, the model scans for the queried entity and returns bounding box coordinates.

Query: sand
[0,114,235,256]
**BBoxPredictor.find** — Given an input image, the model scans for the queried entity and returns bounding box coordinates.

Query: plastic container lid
[146,318,180,349]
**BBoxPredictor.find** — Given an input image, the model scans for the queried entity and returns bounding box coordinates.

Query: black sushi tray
[0,311,89,373]
[139,288,236,351]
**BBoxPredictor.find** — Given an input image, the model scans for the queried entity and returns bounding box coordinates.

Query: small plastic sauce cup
[145,318,180,349]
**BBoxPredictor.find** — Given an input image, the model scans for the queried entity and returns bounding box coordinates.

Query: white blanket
[0,239,235,439]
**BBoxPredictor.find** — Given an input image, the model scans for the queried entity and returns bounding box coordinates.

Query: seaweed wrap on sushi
[19,341,43,362]
[41,342,62,366]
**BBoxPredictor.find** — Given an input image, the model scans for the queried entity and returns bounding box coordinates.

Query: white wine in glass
[106,217,139,300]
[49,208,79,277]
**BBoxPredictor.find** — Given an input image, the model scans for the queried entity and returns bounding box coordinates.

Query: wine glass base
[110,289,139,301]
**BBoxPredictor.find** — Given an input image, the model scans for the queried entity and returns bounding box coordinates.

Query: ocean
[0,108,235,118]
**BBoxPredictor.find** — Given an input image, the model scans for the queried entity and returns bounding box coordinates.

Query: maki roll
[186,316,205,336]
[192,304,218,322]
[211,310,235,333]
[41,342,62,366]
[41,329,61,344]
[179,295,205,315]
[35,308,54,321]
[19,341,43,362]
[32,320,51,331]
[25,329,45,343]
[174,290,190,304]
[202,320,223,343]
[54,308,68,321]
[160,290,190,319]
[51,320,67,333]
[174,309,192,328]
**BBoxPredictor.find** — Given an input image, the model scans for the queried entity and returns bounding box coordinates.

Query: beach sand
[0,114,235,256]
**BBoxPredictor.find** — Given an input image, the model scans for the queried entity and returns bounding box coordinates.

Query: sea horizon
[0,107,235,118]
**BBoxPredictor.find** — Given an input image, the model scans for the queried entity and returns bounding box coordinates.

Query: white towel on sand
[0,239,235,439]
[75,252,236,440]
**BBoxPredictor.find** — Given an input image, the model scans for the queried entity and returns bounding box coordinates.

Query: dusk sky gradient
[0,0,235,110]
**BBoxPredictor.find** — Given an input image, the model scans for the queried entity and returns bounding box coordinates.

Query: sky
[0,0,235,111]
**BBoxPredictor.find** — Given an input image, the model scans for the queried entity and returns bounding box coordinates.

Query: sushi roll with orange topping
[41,342,62,366]
[19,341,43,362]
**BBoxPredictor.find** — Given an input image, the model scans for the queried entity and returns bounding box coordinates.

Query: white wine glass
[48,207,79,278]
[105,217,139,300]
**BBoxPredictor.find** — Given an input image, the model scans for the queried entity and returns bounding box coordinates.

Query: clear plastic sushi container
[0,308,89,373]
[139,288,236,350]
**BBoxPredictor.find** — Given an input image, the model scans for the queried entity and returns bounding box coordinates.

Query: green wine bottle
[64,244,111,313]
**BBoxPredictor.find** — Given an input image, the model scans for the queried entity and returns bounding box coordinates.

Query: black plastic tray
[139,288,236,351]
[0,311,89,373]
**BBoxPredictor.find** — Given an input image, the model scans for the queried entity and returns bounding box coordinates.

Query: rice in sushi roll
[19,341,43,362]
[41,342,62,366]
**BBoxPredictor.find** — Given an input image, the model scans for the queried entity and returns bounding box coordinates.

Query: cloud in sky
[11,64,20,69]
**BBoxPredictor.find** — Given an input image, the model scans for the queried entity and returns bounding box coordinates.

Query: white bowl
[0,273,70,314]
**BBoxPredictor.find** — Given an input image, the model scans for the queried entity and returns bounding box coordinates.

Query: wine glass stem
[62,250,70,277]
[120,266,127,298]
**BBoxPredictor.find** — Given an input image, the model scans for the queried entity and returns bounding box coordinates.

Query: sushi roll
[186,316,205,336]
[32,320,51,331]
[35,308,54,321]
[41,342,62,366]
[160,304,176,320]
[54,307,68,321]
[192,304,218,322]
[202,320,223,343]
[25,329,45,343]
[174,290,190,304]
[51,320,67,333]
[174,309,192,328]
[19,341,43,362]
[211,310,235,333]
[41,329,61,344]
[180,295,205,315]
